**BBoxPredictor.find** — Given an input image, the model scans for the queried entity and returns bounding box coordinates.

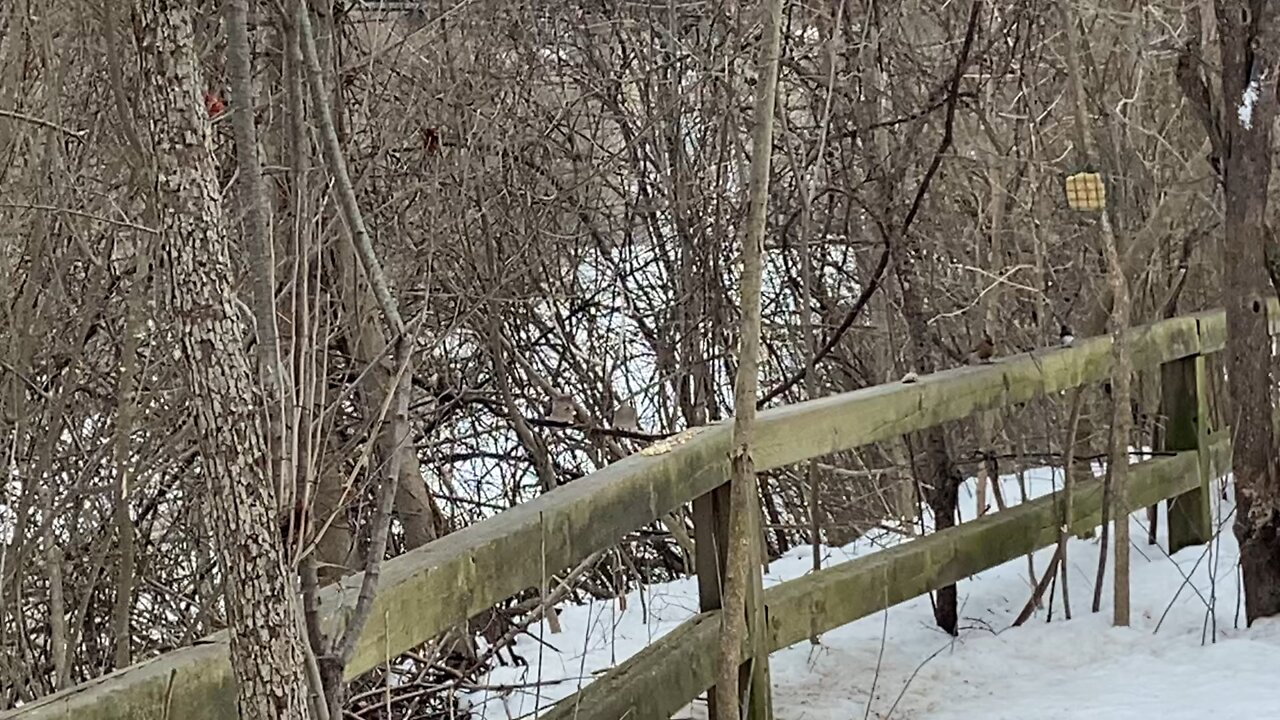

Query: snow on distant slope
[463,468,1280,719]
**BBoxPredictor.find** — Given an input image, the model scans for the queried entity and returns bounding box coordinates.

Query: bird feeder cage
[1064,171,1106,211]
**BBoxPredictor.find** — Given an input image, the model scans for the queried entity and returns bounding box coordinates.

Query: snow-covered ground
[462,467,1280,719]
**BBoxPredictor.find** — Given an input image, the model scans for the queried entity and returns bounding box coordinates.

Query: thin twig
[296,0,404,335]
[883,640,952,720]
[336,336,414,664]
[0,202,158,234]
[1055,387,1087,620]
[1152,506,1235,633]
[0,108,86,140]
[863,589,890,720]
[1092,457,1114,614]
[758,246,889,407]
[1012,544,1063,627]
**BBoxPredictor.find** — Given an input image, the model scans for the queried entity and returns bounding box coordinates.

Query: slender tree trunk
[1103,192,1133,623]
[295,1,432,708]
[105,0,153,643]
[39,486,68,691]
[788,0,842,642]
[224,0,291,505]
[316,31,442,549]
[295,2,440,554]
[136,3,312,718]
[333,236,443,548]
[888,0,982,636]
[975,150,1009,518]
[278,5,362,589]
[716,1,784,718]
[1058,0,1133,626]
[110,249,147,669]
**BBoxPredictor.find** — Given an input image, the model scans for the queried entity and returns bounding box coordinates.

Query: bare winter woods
[2,0,1280,718]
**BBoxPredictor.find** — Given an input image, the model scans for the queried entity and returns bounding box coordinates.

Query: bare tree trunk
[294,1,431,709]
[110,249,146,669]
[1106,287,1133,625]
[889,0,983,636]
[1058,0,1133,626]
[975,147,1010,518]
[106,0,152,645]
[333,236,443,548]
[136,2,312,718]
[1216,0,1280,623]
[224,0,291,506]
[716,1,784,718]
[39,486,68,691]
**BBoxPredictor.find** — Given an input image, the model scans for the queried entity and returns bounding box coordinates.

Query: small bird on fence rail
[967,332,995,364]
[1060,324,1075,347]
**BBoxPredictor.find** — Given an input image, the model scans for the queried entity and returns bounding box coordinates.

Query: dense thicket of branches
[0,0,1245,716]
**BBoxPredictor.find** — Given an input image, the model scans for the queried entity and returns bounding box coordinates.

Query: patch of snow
[1239,79,1261,130]
[463,469,1277,719]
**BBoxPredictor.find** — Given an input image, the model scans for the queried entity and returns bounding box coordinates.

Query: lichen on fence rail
[543,433,1231,720]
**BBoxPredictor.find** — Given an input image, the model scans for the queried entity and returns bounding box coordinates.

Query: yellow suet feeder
[1064,171,1106,211]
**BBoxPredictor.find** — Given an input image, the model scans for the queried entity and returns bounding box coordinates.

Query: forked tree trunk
[135,3,312,718]
[334,237,444,548]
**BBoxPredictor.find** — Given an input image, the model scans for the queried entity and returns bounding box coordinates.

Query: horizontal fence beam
[4,308,1231,720]
[753,311,1217,470]
[544,432,1232,719]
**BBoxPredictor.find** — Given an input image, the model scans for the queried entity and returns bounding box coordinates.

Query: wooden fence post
[693,485,772,719]
[1162,353,1212,554]
[693,486,730,615]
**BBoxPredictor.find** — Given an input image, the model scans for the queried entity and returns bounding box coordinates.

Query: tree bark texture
[136,3,313,718]
[716,0,784,717]
[1216,0,1280,623]
[224,0,291,504]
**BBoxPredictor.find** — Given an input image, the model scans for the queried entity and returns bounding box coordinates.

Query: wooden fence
[4,305,1250,720]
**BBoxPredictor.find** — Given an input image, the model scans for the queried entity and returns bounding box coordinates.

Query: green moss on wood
[754,312,1217,471]
[545,441,1222,720]
[1165,355,1213,553]
[543,614,725,720]
[0,641,235,720]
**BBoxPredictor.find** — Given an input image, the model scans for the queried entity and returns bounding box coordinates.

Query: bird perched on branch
[612,402,640,433]
[547,391,575,424]
[1059,324,1075,347]
[203,90,224,118]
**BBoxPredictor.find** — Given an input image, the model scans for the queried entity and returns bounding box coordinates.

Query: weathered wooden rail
[5,305,1251,720]
[541,431,1232,718]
